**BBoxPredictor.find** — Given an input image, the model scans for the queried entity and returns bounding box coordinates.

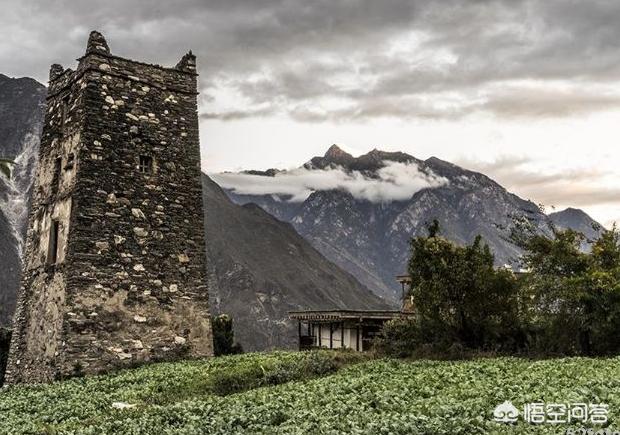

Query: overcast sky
[2,0,620,227]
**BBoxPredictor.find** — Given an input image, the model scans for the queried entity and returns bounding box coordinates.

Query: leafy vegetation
[521,226,620,355]
[0,352,618,434]
[378,220,620,358]
[405,222,523,352]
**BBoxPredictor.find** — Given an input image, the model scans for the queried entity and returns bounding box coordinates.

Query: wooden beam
[318,323,322,348]
[298,320,302,351]
[356,324,360,351]
[341,321,345,349]
[329,323,333,349]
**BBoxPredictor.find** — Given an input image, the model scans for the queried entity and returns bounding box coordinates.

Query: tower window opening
[53,157,62,193]
[65,153,75,170]
[139,155,153,173]
[47,220,60,265]
[60,95,70,133]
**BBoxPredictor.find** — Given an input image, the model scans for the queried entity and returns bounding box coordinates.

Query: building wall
[6,32,213,384]
[312,322,360,350]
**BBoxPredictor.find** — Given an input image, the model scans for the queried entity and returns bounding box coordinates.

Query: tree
[407,222,522,351]
[379,221,620,358]
[522,226,620,355]
[212,314,243,356]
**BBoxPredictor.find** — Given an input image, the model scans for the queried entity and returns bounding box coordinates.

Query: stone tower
[5,31,213,384]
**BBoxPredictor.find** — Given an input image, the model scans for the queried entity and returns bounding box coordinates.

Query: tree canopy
[379,220,620,358]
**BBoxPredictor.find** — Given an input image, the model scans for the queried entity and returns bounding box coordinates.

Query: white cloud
[211,161,448,203]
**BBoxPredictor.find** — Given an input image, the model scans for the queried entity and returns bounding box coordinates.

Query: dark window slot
[60,95,70,134]
[64,153,75,170]
[47,220,60,265]
[139,155,153,173]
[52,157,62,193]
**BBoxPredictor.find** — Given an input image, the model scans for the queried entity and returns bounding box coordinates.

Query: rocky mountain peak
[552,207,586,218]
[549,207,604,243]
[355,149,418,169]
[324,144,352,160]
[306,144,355,170]
[307,145,420,172]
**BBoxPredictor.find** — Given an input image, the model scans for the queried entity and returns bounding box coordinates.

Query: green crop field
[0,351,619,434]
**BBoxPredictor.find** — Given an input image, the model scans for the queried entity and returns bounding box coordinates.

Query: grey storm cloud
[4,0,620,121]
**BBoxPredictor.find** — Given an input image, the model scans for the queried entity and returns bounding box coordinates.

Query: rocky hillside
[222,145,602,302]
[0,74,46,325]
[549,207,604,251]
[203,174,389,351]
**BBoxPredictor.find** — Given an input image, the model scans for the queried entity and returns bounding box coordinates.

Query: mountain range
[220,145,604,302]
[0,73,605,349]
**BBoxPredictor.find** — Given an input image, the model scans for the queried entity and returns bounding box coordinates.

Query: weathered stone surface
[95,241,110,251]
[133,226,149,238]
[131,208,145,220]
[5,30,213,384]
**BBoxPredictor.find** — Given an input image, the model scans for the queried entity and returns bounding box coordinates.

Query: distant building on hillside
[289,275,413,351]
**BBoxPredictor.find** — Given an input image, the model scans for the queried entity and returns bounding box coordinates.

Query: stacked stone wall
[5,31,212,384]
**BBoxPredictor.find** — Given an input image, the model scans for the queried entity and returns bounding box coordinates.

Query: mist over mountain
[220,145,603,301]
[215,149,447,204]
[0,74,45,325]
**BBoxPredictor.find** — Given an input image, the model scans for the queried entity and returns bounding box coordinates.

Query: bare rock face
[203,174,389,351]
[0,74,46,326]
[549,207,604,251]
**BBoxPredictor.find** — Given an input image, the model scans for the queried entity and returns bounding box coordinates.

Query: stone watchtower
[5,31,213,383]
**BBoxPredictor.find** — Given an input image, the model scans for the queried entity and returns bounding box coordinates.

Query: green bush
[208,350,366,396]
[209,362,266,396]
[302,350,338,375]
[373,317,421,358]
[401,221,525,355]
[264,360,301,385]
